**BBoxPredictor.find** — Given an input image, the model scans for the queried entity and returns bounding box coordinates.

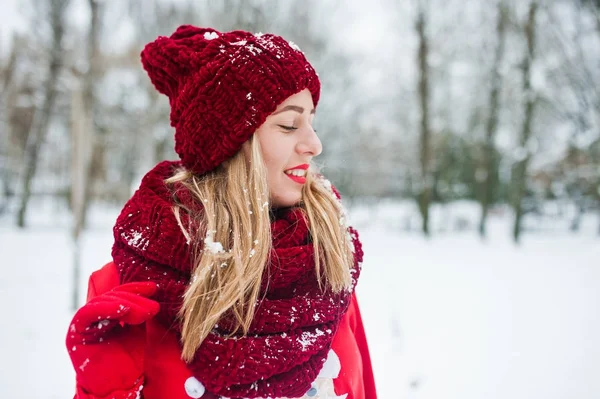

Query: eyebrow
[272,105,316,115]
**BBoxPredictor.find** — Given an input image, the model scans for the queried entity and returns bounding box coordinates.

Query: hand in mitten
[66,282,160,398]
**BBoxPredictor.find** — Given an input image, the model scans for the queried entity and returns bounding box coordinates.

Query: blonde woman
[66,25,377,399]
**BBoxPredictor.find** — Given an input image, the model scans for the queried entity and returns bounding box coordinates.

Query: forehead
[275,89,314,110]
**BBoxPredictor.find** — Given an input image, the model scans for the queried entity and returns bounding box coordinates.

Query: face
[246,88,322,208]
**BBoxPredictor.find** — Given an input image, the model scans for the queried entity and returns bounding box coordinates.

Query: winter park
[1,1,599,399]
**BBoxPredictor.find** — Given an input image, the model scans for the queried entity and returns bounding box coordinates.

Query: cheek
[261,148,286,176]
[263,156,281,179]
[261,155,284,197]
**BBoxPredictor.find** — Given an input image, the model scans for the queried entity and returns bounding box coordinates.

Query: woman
[66,25,377,399]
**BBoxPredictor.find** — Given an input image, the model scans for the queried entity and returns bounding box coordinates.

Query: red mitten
[66,282,160,399]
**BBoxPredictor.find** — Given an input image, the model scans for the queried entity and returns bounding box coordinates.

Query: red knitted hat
[141,25,321,175]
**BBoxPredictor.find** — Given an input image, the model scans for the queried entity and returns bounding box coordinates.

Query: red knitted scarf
[111,161,363,398]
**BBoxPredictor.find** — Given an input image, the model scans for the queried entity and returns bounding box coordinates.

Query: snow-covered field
[0,200,598,399]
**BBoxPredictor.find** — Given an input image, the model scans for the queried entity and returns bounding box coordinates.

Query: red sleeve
[86,262,120,301]
[86,274,98,302]
[349,293,378,399]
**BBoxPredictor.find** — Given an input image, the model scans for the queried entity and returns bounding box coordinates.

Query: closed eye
[277,125,298,131]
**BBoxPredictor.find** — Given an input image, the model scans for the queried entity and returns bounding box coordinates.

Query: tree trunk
[0,34,19,93]
[0,36,21,214]
[16,0,67,227]
[80,0,103,229]
[479,0,507,238]
[416,4,432,236]
[570,202,584,232]
[66,0,103,308]
[512,1,539,244]
[71,81,91,309]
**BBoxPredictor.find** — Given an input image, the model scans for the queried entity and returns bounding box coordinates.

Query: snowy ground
[0,200,598,399]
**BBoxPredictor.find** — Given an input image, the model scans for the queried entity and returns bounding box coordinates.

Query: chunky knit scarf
[111,161,363,398]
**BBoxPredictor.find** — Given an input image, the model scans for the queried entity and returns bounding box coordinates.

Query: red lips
[284,164,309,185]
[286,174,306,184]
[284,164,309,171]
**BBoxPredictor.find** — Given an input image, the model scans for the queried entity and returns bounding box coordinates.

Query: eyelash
[277,125,317,133]
[278,125,298,132]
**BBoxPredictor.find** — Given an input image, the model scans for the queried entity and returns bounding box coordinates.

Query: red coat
[79,262,377,399]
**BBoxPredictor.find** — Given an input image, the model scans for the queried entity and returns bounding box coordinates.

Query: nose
[298,126,322,157]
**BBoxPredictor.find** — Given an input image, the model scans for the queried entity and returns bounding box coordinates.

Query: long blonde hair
[165,135,354,362]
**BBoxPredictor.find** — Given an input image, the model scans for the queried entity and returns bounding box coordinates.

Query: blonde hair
[165,135,354,362]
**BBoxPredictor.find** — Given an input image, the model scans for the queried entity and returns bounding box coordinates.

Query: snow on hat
[141,25,321,175]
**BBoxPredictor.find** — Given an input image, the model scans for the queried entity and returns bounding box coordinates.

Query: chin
[271,193,302,209]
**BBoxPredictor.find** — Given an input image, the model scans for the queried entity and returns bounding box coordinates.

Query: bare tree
[512,1,539,243]
[0,35,19,94]
[2,38,40,207]
[70,78,91,309]
[416,1,433,236]
[79,0,103,229]
[579,0,600,33]
[479,0,508,238]
[16,0,69,227]
[67,0,102,308]
[545,0,600,233]
[0,35,22,213]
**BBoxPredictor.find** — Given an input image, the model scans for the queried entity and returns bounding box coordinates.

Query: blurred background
[0,0,598,398]
[1,0,599,240]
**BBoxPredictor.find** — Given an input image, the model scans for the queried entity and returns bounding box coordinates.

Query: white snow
[353,202,600,399]
[122,229,149,251]
[297,328,326,351]
[204,230,224,254]
[0,200,598,398]
[287,41,301,52]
